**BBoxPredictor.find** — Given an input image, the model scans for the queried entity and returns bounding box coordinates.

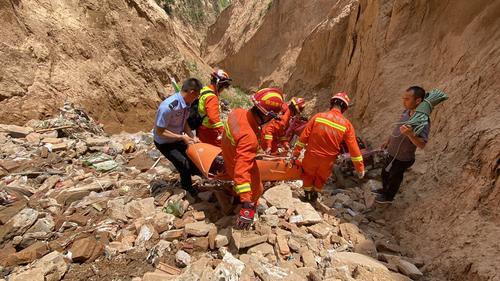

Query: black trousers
[381,156,415,200]
[154,141,199,195]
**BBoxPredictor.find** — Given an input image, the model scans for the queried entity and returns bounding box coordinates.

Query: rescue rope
[400,89,448,135]
[385,89,448,171]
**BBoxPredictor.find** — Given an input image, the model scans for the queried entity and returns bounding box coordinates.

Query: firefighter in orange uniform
[197,69,232,147]
[222,88,285,229]
[293,92,365,202]
[262,97,306,154]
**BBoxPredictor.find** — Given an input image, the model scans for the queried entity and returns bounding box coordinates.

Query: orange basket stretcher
[186,143,301,181]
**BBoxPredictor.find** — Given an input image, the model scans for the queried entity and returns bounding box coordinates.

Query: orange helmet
[330,92,350,112]
[290,97,306,114]
[210,69,231,88]
[252,88,284,119]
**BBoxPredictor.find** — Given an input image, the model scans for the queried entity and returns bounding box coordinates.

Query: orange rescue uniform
[222,108,263,203]
[294,108,364,191]
[261,106,292,153]
[197,85,224,147]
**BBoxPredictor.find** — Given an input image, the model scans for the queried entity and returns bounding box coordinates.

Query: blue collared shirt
[153,92,190,144]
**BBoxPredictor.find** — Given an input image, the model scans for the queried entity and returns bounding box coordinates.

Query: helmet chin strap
[253,107,271,126]
[215,78,220,92]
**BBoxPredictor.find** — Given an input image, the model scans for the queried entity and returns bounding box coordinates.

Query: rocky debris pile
[0,109,424,280]
[23,102,105,139]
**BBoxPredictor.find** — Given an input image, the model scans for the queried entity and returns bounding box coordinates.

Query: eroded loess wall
[205,0,500,280]
[0,0,212,133]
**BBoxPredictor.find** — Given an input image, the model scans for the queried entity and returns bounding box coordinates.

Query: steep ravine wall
[0,0,212,133]
[203,0,338,91]
[206,0,500,280]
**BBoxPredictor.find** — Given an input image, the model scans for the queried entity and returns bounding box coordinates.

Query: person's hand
[264,148,272,155]
[192,136,200,143]
[235,202,255,229]
[381,141,389,150]
[182,135,195,145]
[286,155,300,167]
[356,170,365,179]
[399,125,414,136]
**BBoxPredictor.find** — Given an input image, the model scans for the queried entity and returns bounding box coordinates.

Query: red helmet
[252,88,284,119]
[210,69,232,87]
[290,97,306,114]
[330,92,350,111]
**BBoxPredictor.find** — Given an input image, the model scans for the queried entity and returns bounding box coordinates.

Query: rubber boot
[302,190,319,203]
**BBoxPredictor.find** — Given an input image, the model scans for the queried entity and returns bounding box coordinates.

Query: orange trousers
[301,152,336,192]
[197,126,222,147]
[224,164,264,203]
[240,165,263,203]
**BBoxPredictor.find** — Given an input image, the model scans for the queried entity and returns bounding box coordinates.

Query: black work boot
[375,194,393,204]
[371,189,384,195]
[302,190,319,203]
[186,186,199,198]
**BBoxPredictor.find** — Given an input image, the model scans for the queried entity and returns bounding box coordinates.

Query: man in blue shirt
[154,78,203,196]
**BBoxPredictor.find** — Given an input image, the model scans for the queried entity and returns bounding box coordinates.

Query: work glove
[292,146,302,159]
[356,170,366,179]
[286,156,300,168]
[283,143,290,151]
[235,202,256,229]
[277,147,285,154]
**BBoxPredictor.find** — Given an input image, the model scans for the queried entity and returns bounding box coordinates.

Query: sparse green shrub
[218,0,231,10]
[155,0,174,15]
[267,0,273,11]
[221,87,252,109]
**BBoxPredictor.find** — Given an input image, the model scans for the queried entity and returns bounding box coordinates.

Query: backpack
[187,88,214,129]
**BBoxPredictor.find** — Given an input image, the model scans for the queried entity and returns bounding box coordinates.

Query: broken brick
[192,211,206,221]
[208,224,217,250]
[232,230,268,249]
[174,217,196,229]
[1,241,49,267]
[184,221,211,236]
[160,229,184,241]
[156,262,181,275]
[276,234,290,255]
[300,248,317,268]
[70,237,97,263]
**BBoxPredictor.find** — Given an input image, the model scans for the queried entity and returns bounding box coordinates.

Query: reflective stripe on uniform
[315,117,347,132]
[279,136,288,141]
[264,134,273,140]
[206,121,223,128]
[291,99,300,113]
[198,88,221,128]
[296,140,305,147]
[224,121,236,146]
[302,186,313,191]
[351,155,363,162]
[262,93,282,101]
[198,90,216,115]
[234,182,251,194]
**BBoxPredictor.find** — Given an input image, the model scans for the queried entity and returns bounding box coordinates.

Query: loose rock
[175,250,191,267]
[262,184,294,209]
[184,221,211,237]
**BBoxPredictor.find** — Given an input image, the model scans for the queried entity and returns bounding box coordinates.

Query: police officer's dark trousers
[154,141,199,196]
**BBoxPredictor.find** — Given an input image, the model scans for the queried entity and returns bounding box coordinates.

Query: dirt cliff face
[206,0,500,280]
[203,0,336,91]
[158,0,231,49]
[0,0,212,133]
